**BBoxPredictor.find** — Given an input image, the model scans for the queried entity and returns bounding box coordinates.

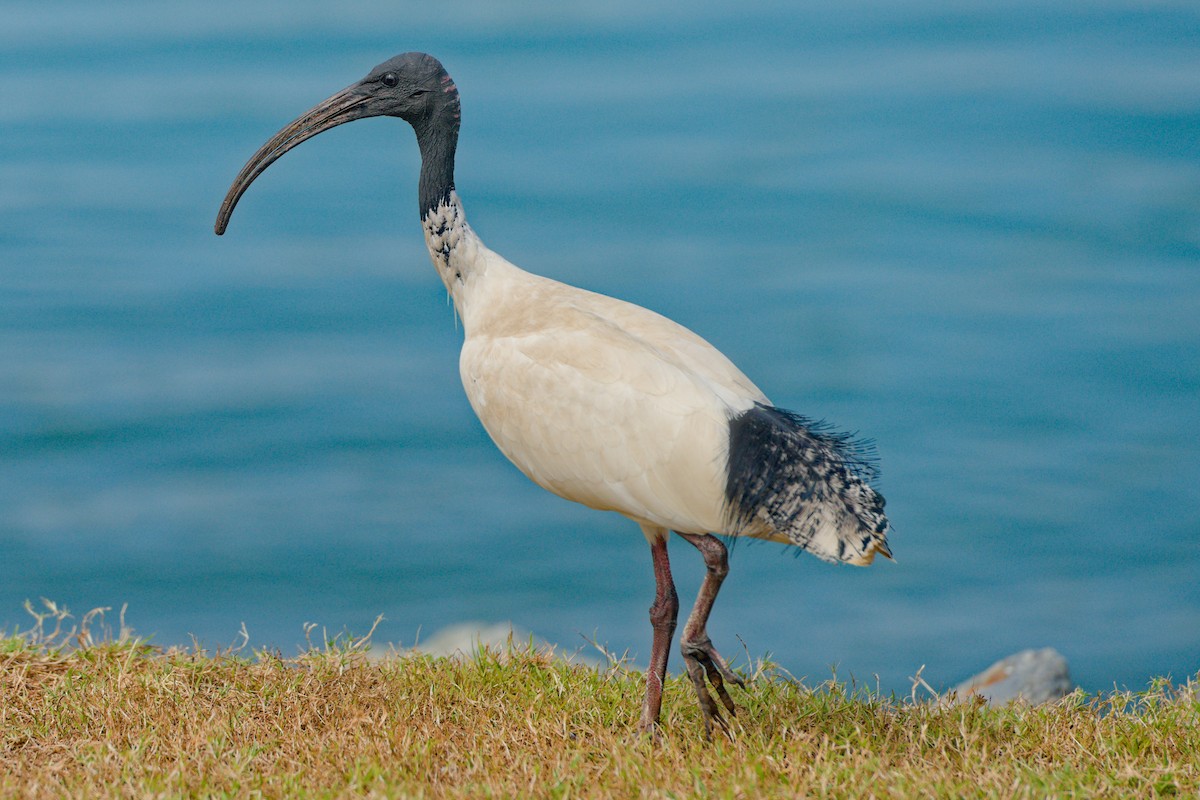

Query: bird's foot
[635,719,664,745]
[680,635,744,739]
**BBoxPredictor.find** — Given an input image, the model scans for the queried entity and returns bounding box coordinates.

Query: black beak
[215,86,372,235]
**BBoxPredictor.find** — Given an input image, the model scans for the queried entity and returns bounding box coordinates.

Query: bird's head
[358,52,461,130]
[215,52,460,234]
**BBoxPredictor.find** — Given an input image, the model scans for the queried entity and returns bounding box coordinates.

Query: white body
[424,194,768,536]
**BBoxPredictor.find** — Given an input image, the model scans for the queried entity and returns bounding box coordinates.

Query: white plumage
[216,52,892,738]
[427,195,759,535]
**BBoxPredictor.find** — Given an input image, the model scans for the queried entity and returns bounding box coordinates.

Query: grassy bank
[1,609,1197,798]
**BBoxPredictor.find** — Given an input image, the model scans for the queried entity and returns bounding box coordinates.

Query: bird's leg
[675,532,744,738]
[637,526,679,735]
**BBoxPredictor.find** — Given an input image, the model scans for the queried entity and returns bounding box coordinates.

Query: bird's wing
[458,257,769,410]
[576,289,771,408]
[459,311,736,533]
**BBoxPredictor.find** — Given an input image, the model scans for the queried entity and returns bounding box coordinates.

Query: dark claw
[681,636,743,738]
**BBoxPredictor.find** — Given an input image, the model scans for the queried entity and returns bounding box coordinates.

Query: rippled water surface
[2,1,1198,692]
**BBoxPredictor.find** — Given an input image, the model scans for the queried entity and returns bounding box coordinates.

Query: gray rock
[951,647,1074,705]
[372,621,601,666]
[413,621,536,658]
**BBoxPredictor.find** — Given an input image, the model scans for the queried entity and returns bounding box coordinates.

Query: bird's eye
[381,72,399,88]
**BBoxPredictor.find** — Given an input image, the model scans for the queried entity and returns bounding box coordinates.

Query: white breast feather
[454,246,764,533]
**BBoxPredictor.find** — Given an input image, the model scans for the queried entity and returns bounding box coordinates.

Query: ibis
[215,52,892,737]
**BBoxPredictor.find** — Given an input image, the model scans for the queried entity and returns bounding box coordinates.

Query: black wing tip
[763,405,881,480]
[723,402,887,537]
[732,402,883,479]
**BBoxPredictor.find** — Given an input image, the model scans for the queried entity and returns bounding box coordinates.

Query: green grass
[1,603,1197,798]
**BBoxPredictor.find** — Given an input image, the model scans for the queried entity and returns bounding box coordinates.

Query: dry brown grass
[2,603,1198,798]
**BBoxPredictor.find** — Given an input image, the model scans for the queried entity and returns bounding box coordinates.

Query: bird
[215,52,892,738]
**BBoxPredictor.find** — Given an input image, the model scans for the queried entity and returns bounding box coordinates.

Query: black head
[215,52,461,234]
[359,52,461,130]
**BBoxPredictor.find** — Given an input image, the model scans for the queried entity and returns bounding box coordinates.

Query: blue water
[2,1,1198,694]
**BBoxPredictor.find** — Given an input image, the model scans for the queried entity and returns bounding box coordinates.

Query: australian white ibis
[215,52,892,737]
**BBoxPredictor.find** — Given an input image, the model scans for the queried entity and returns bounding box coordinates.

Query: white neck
[422,191,532,334]
[421,192,481,298]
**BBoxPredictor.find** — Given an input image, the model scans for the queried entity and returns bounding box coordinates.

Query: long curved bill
[215,86,372,235]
